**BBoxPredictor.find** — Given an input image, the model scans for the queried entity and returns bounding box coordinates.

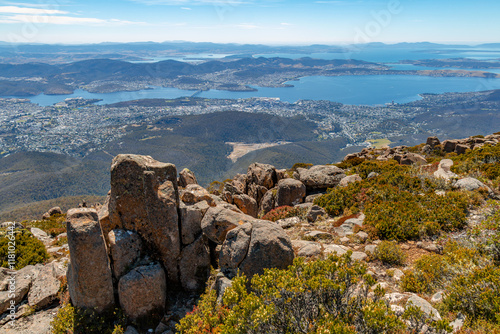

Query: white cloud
[280,22,292,26]
[0,5,67,15]
[181,7,192,10]
[0,14,143,26]
[236,23,259,29]
[128,0,250,5]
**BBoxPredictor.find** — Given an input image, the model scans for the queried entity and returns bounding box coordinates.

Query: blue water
[25,75,500,107]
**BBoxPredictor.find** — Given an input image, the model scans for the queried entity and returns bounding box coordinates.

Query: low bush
[24,214,66,237]
[374,241,406,266]
[0,229,48,269]
[51,303,126,334]
[261,206,306,222]
[177,253,409,334]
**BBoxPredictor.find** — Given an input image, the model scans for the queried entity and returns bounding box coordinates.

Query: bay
[25,75,500,107]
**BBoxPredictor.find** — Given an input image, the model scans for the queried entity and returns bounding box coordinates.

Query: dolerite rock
[178,235,211,292]
[306,205,327,222]
[275,178,306,207]
[247,183,268,205]
[178,168,198,188]
[339,174,362,187]
[201,206,255,244]
[399,153,427,166]
[219,220,294,279]
[455,177,491,192]
[434,159,458,180]
[291,240,322,257]
[406,294,441,321]
[455,144,470,154]
[180,201,209,245]
[426,136,441,147]
[66,208,114,312]
[118,263,166,323]
[0,265,40,314]
[442,140,458,153]
[259,188,276,215]
[108,229,143,279]
[231,173,247,194]
[181,184,215,206]
[246,163,277,189]
[233,194,259,218]
[28,262,61,309]
[108,154,181,285]
[295,165,345,191]
[42,206,63,219]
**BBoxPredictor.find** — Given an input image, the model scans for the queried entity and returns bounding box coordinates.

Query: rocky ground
[0,133,499,333]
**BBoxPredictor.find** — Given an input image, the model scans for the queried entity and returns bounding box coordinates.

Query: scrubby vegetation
[314,160,477,241]
[0,229,48,269]
[374,241,406,266]
[261,206,307,222]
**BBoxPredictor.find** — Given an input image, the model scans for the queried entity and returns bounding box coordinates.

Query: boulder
[276,216,301,229]
[30,228,52,246]
[178,235,211,292]
[339,174,362,187]
[305,230,333,240]
[455,177,491,192]
[323,244,348,256]
[108,229,143,279]
[259,188,276,215]
[442,140,458,153]
[66,208,114,312]
[181,184,215,206]
[434,159,458,180]
[292,240,322,257]
[219,220,294,279]
[356,231,369,242]
[400,153,427,166]
[351,251,368,261]
[233,194,258,218]
[28,263,61,309]
[0,265,40,314]
[108,154,181,284]
[455,144,470,154]
[367,172,379,179]
[295,165,345,191]
[275,178,306,207]
[364,244,377,255]
[118,263,166,323]
[247,183,268,205]
[178,168,198,188]
[180,201,209,245]
[201,206,255,244]
[231,173,247,194]
[426,136,441,147]
[306,205,327,222]
[246,163,277,189]
[406,294,441,321]
[213,272,233,304]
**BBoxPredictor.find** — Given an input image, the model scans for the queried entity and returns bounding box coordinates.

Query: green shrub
[0,229,48,270]
[261,206,306,222]
[443,265,500,324]
[178,253,407,334]
[51,304,127,334]
[24,214,66,237]
[315,160,470,241]
[374,241,406,266]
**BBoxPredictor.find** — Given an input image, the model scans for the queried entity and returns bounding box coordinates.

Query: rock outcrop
[66,208,114,312]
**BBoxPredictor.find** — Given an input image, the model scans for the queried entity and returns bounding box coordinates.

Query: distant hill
[0,110,348,219]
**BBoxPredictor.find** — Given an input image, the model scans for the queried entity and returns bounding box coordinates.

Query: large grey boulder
[118,263,166,323]
[108,229,143,279]
[259,188,276,215]
[406,294,441,321]
[201,206,255,244]
[108,154,181,284]
[400,153,427,166]
[66,208,114,312]
[306,205,327,222]
[219,220,294,279]
[295,165,345,191]
[178,235,211,292]
[0,265,40,314]
[275,178,306,207]
[180,200,209,245]
[434,159,457,180]
[246,163,277,189]
[339,174,362,187]
[454,177,491,192]
[181,184,215,206]
[28,263,61,309]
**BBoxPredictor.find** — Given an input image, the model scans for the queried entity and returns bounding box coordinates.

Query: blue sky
[0,0,498,45]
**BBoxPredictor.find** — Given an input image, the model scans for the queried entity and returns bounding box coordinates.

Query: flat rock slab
[292,240,322,257]
[28,263,61,309]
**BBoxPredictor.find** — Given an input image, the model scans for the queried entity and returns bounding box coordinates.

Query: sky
[0,0,499,45]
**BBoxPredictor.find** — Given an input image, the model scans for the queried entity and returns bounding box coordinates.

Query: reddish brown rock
[233,194,259,218]
[178,168,198,188]
[275,178,306,207]
[246,163,277,189]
